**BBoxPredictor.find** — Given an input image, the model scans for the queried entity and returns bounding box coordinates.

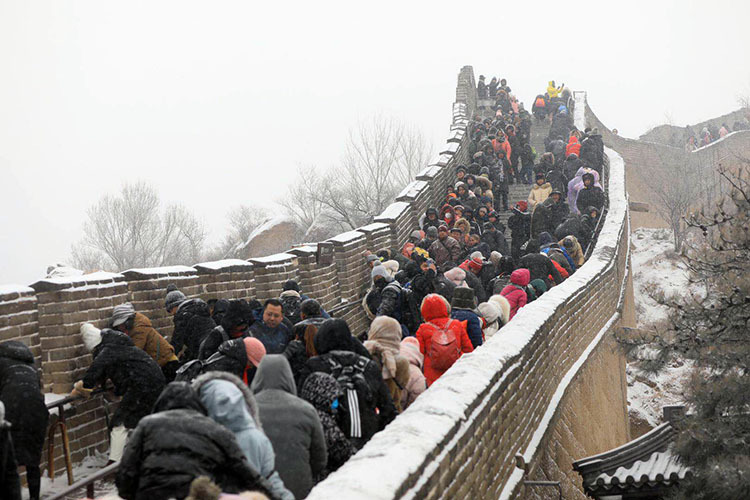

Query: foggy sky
[1,0,748,285]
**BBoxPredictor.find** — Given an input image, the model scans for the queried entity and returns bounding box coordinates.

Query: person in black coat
[299,319,395,450]
[199,299,252,360]
[562,153,584,184]
[73,329,165,463]
[465,232,491,259]
[547,191,570,229]
[410,258,456,306]
[171,298,216,363]
[116,382,274,500]
[518,241,564,287]
[481,221,508,255]
[576,173,606,213]
[0,341,47,500]
[507,202,531,261]
[0,401,21,500]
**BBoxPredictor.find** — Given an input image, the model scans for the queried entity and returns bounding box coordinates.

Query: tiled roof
[573,423,691,496]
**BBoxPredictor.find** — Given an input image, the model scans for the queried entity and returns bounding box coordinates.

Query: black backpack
[175,359,204,382]
[326,355,373,439]
[280,295,302,325]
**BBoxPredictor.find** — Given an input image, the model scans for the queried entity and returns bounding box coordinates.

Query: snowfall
[627,227,693,429]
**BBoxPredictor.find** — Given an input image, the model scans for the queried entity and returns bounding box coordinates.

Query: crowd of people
[684,117,750,151]
[0,78,608,500]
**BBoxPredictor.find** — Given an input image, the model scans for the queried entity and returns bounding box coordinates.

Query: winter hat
[515,200,528,212]
[243,337,266,368]
[111,302,136,327]
[483,221,495,232]
[530,279,548,296]
[365,254,380,264]
[400,337,424,369]
[478,301,501,325]
[371,265,392,282]
[444,267,467,287]
[382,260,400,277]
[80,323,103,352]
[282,280,300,292]
[451,286,477,310]
[466,255,483,274]
[221,299,253,332]
[562,236,576,251]
[165,284,187,312]
[426,226,438,238]
[450,227,463,235]
[438,223,449,232]
[490,251,503,268]
[535,172,546,181]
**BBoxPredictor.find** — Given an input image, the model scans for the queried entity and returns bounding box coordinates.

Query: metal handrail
[45,386,113,486]
[46,461,119,500]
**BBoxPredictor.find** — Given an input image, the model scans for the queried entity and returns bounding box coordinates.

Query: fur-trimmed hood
[192,370,262,431]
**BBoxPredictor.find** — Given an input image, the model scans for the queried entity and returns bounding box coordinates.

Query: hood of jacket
[279,289,301,299]
[0,340,34,364]
[313,319,354,355]
[152,381,207,414]
[420,293,451,322]
[510,268,531,287]
[399,337,424,369]
[100,328,134,348]
[221,299,253,332]
[539,232,556,248]
[299,372,340,413]
[196,377,260,433]
[250,354,296,396]
[443,267,467,286]
[176,298,211,319]
[366,316,402,354]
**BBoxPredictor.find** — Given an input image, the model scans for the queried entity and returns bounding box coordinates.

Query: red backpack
[428,320,462,371]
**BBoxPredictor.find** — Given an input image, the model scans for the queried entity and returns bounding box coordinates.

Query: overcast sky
[1,0,748,285]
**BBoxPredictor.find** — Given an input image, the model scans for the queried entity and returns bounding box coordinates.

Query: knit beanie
[282,280,300,292]
[111,302,136,327]
[243,338,266,368]
[165,284,187,311]
[490,251,503,268]
[371,265,392,282]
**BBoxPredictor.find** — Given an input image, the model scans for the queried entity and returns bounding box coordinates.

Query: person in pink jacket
[500,268,530,319]
[399,337,427,410]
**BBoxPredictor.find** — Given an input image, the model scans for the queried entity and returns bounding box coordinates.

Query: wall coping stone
[327,230,366,245]
[193,259,254,274]
[374,202,411,222]
[249,253,297,267]
[396,180,429,202]
[122,266,197,280]
[30,272,125,293]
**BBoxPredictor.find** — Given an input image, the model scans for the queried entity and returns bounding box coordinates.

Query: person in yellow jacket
[547,80,564,99]
[110,303,180,381]
[528,172,553,210]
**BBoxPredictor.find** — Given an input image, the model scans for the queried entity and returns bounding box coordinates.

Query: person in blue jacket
[450,287,484,348]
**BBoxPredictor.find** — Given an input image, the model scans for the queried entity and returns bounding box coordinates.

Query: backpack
[326,356,373,438]
[428,321,462,371]
[385,282,421,335]
[280,295,302,325]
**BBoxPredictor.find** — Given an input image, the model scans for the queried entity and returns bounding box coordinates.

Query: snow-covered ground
[627,228,692,430]
[29,452,118,500]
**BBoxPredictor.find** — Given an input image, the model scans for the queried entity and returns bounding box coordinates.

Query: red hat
[243,338,266,367]
[515,200,528,212]
[467,255,483,274]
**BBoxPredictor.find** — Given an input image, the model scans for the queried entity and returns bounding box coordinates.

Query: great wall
[2,65,748,499]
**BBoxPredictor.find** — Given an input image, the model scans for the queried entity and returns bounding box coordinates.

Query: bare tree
[206,205,269,259]
[71,181,207,271]
[279,166,326,237]
[282,116,432,232]
[648,151,704,252]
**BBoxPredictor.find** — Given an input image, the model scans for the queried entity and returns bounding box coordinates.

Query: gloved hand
[71,380,93,399]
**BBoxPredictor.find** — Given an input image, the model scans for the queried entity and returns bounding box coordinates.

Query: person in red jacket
[500,268,530,319]
[416,294,474,386]
[565,135,581,159]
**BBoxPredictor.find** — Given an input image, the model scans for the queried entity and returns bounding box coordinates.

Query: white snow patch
[0,284,34,296]
[124,265,195,275]
[45,393,72,416]
[630,228,690,328]
[396,180,428,201]
[193,258,252,271]
[46,266,84,279]
[327,230,365,244]
[626,359,692,427]
[36,271,124,286]
[375,201,410,221]
[249,252,296,264]
[33,452,116,500]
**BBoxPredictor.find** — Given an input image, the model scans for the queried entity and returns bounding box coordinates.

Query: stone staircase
[494,118,551,228]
